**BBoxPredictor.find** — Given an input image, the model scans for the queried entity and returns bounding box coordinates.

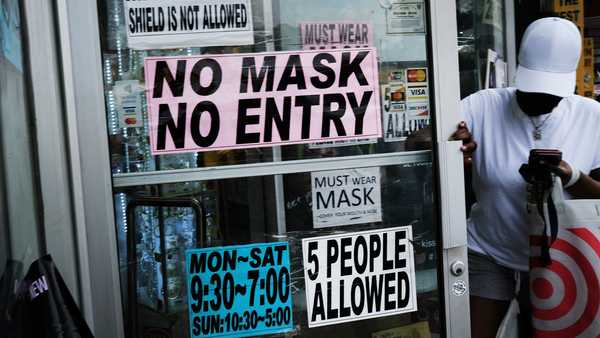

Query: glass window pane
[114,160,441,337]
[98,1,443,337]
[98,0,434,173]
[457,0,507,98]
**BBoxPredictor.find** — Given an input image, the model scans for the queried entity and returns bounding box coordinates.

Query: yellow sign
[372,321,432,338]
[554,0,588,97]
[581,38,595,98]
[554,0,583,29]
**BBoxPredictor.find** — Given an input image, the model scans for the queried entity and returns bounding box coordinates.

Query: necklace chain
[528,114,552,140]
[528,114,551,129]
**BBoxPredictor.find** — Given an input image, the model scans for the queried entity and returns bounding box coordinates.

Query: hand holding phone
[520,149,562,185]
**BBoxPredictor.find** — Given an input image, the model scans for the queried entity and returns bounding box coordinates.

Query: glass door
[74,0,468,337]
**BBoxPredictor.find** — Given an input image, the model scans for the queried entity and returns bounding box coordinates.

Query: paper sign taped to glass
[311,167,382,228]
[300,21,374,50]
[124,0,254,50]
[302,226,418,328]
[382,67,429,142]
[298,21,378,149]
[114,80,144,128]
[144,48,382,155]
[386,1,426,34]
[186,242,293,337]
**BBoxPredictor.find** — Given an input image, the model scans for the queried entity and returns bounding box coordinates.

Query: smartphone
[529,149,562,167]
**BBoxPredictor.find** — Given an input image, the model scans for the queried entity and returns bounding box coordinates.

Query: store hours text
[187,243,293,337]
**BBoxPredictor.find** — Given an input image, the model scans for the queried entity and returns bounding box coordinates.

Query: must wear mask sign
[311,167,382,228]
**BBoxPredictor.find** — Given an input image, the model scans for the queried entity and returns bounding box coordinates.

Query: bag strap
[514,271,521,296]
[547,175,566,241]
[538,176,565,266]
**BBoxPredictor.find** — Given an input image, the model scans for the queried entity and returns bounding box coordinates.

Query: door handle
[439,140,468,249]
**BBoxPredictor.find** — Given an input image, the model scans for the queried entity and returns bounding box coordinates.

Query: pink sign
[144,48,381,155]
[300,22,374,50]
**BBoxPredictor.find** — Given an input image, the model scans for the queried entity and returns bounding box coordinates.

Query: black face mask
[516,90,563,117]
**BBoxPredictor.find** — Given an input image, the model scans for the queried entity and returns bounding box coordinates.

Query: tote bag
[495,273,520,338]
[529,177,600,338]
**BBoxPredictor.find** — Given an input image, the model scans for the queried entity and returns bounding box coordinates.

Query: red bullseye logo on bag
[530,227,600,337]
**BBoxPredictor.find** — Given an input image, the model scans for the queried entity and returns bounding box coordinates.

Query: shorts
[468,250,527,301]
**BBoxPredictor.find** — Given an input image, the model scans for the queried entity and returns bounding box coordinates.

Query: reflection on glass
[114,160,440,337]
[456,0,507,98]
[98,0,433,173]
[99,0,441,337]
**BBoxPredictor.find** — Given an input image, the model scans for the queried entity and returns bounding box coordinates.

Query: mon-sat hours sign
[144,48,382,155]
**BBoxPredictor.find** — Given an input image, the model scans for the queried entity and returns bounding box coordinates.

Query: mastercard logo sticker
[125,117,138,125]
[407,69,427,83]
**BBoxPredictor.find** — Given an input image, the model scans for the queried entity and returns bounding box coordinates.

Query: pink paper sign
[144,48,382,155]
[300,22,374,50]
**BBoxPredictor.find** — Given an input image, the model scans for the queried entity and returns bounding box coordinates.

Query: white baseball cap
[515,17,582,97]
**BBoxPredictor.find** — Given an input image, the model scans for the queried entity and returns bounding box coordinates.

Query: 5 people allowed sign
[301,227,418,328]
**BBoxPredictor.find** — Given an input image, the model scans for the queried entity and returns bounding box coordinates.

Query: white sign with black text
[386,1,426,34]
[124,0,254,50]
[311,167,382,228]
[302,226,418,327]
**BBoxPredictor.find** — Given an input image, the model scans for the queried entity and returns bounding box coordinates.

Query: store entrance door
[66,0,469,337]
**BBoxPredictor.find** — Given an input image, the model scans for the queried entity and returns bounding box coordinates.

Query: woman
[453,17,600,338]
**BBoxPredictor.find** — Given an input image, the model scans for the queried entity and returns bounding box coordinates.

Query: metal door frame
[505,0,518,86]
[57,0,469,337]
[429,1,471,337]
[55,1,125,337]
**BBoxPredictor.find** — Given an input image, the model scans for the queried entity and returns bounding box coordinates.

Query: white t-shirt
[461,87,600,271]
